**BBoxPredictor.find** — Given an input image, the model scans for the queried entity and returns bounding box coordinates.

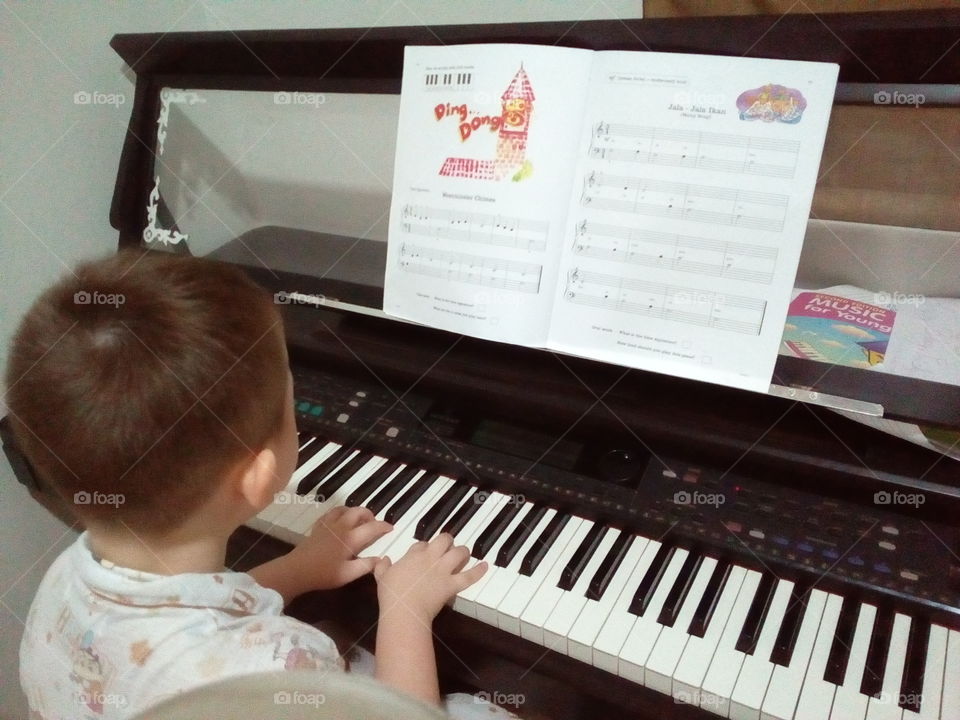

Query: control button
[348,400,359,407]
[900,570,919,581]
[881,525,899,536]
[296,401,311,413]
[773,536,789,546]
[724,521,742,533]
[749,529,764,539]
[797,542,814,553]
[309,405,324,416]
[848,556,865,567]
[822,549,840,560]
[682,471,699,484]
[385,426,399,438]
[878,540,896,551]
[874,563,892,574]
[336,413,349,423]
[356,391,367,397]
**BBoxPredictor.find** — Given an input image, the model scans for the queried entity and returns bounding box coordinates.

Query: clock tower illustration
[439,63,535,182]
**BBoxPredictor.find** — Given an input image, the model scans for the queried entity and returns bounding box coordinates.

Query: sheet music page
[385,44,593,345]
[547,52,838,391]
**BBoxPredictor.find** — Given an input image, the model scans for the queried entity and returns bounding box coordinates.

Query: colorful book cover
[780,292,896,368]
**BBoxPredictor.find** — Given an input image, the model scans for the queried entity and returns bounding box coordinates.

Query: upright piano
[6,10,960,720]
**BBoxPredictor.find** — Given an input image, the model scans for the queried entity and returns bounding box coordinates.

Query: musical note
[398,243,542,294]
[400,204,549,253]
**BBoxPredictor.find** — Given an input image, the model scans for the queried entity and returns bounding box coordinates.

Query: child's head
[5,250,294,535]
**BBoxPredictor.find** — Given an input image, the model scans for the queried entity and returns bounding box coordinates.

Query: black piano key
[558,523,607,591]
[415,482,472,541]
[687,560,732,638]
[441,489,487,537]
[295,445,353,495]
[586,532,635,601]
[824,595,859,685]
[657,551,704,628]
[315,451,373,501]
[627,543,676,617]
[520,512,571,576]
[735,572,778,654]
[472,501,524,559]
[495,505,548,568]
[345,459,402,507]
[898,616,929,712]
[366,465,420,516]
[384,471,439,524]
[860,606,895,698]
[296,435,327,468]
[770,582,811,666]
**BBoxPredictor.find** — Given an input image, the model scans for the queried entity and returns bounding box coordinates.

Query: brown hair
[4,250,288,533]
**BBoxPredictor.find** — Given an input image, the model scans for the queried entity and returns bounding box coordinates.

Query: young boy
[8,250,506,719]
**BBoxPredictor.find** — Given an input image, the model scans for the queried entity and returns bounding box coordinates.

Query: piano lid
[109,11,960,430]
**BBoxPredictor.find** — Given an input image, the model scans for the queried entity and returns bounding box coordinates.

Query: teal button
[309,405,324,416]
[296,401,311,413]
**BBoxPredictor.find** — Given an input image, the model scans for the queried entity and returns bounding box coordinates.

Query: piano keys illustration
[401,203,549,253]
[563,267,767,335]
[590,121,801,179]
[398,242,543,294]
[571,219,779,284]
[581,172,789,233]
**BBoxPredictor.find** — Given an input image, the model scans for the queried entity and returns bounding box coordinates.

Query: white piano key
[941,629,960,720]
[567,534,650,665]
[618,548,691,683]
[902,623,947,720]
[644,556,718,694]
[453,500,534,617]
[760,588,829,720]
[672,565,748,706]
[381,476,455,563]
[474,508,558,626]
[794,593,843,720]
[699,569,764,716]
[519,520,596,644]
[829,602,878,720]
[496,516,586,636]
[287,449,364,534]
[866,612,910,720]
[541,527,622,653]
[591,539,663,674]
[729,577,794,720]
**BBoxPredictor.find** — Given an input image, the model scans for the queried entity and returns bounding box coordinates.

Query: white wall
[0,2,642,717]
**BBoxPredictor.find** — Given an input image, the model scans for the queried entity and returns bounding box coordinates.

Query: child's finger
[371,555,391,580]
[321,505,350,523]
[341,505,375,527]
[441,544,471,573]
[348,520,393,551]
[453,561,488,592]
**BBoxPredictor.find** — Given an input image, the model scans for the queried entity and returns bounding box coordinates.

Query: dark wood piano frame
[97,10,960,719]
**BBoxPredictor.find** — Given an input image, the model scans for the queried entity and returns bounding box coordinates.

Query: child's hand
[290,506,393,590]
[372,533,487,624]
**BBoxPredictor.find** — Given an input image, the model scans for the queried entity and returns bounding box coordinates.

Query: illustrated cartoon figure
[272,633,327,670]
[440,64,536,181]
[70,631,104,715]
[736,84,806,124]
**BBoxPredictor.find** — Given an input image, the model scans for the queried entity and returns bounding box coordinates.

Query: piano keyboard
[248,435,960,720]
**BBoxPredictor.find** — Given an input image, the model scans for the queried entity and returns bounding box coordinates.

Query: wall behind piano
[0,2,643,717]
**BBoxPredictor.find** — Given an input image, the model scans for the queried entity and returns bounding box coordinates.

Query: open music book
[384,44,838,392]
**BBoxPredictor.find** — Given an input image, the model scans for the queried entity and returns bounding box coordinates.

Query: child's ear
[236,447,280,510]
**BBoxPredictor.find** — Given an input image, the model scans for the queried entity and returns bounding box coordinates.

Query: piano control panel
[290,365,960,624]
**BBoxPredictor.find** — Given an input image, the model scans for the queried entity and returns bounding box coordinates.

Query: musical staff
[572,220,778,284]
[401,204,549,253]
[399,243,542,294]
[581,172,788,232]
[590,122,800,179]
[564,267,766,335]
